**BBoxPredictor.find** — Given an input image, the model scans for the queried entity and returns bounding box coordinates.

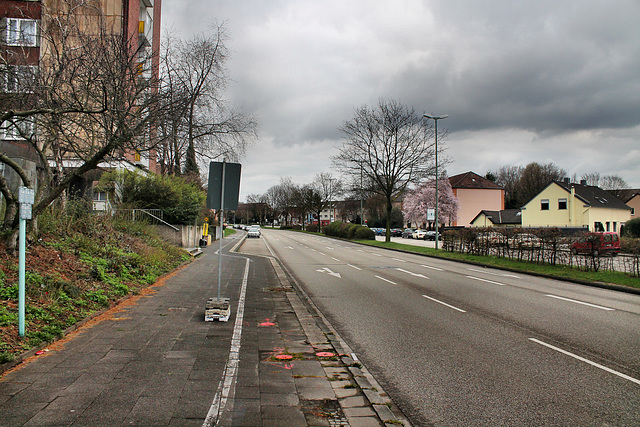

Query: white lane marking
[421,264,444,271]
[545,294,614,311]
[529,338,640,386]
[375,275,397,285]
[466,276,506,286]
[326,247,335,250]
[391,258,407,263]
[348,264,361,270]
[203,258,250,426]
[331,257,341,262]
[310,248,317,252]
[396,268,428,279]
[422,295,466,313]
[284,246,294,250]
[468,268,520,279]
[371,253,382,257]
[319,252,326,256]
[316,267,342,278]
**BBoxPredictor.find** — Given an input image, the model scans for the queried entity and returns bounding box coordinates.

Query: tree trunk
[385,197,392,243]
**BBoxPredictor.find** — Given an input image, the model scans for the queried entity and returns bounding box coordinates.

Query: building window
[594,221,604,232]
[558,198,567,210]
[540,199,549,211]
[1,119,35,140]
[4,18,39,47]
[2,65,37,93]
[632,208,635,216]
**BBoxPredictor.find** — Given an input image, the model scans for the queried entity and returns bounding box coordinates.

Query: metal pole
[423,114,448,250]
[360,164,364,225]
[434,119,439,250]
[19,216,26,337]
[218,160,226,299]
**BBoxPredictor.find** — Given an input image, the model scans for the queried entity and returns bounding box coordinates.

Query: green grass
[355,239,640,289]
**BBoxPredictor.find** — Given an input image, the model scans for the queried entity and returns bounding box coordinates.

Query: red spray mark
[316,352,335,358]
[259,318,276,327]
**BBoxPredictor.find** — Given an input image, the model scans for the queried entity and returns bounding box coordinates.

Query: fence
[442,228,640,276]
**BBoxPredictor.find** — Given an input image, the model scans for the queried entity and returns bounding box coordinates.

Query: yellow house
[521,180,631,232]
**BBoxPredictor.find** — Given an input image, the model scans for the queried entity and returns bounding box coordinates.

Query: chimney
[580,179,587,185]
[564,177,570,184]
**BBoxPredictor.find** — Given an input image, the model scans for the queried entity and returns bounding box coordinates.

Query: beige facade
[625,193,639,219]
[521,181,631,232]
[449,172,504,227]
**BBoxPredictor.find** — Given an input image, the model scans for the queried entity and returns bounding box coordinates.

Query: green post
[19,215,26,337]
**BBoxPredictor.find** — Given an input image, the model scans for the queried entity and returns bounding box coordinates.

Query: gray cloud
[162,0,640,197]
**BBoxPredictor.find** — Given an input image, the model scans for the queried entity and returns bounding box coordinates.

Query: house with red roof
[449,172,505,227]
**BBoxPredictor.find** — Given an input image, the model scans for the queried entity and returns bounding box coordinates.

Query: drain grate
[301,399,349,426]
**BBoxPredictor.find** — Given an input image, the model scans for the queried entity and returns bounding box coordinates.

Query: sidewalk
[0,233,410,426]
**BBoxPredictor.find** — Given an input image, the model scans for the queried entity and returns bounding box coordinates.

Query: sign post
[204,161,241,322]
[18,187,35,337]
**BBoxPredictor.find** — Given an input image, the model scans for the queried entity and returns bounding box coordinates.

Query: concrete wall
[152,224,206,247]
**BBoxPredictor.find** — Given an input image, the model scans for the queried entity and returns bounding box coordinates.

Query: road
[261,229,640,426]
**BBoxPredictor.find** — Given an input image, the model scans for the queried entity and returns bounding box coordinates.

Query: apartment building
[1,0,162,208]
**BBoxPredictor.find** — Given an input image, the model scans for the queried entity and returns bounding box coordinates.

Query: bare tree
[312,172,343,226]
[491,165,524,209]
[518,162,566,207]
[333,99,442,242]
[1,1,163,251]
[158,24,257,178]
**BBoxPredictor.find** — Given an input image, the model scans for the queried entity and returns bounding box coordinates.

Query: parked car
[508,233,541,248]
[391,228,403,237]
[412,229,427,239]
[424,230,439,241]
[571,232,620,256]
[247,225,261,238]
[402,228,415,238]
[477,231,506,246]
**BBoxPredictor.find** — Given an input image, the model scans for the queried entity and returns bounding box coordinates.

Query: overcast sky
[161,0,640,200]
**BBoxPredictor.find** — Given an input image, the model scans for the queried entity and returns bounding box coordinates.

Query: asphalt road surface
[262,229,640,426]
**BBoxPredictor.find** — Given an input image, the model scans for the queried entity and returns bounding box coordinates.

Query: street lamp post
[423,113,448,250]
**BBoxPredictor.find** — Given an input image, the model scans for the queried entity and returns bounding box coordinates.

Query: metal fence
[442,228,640,276]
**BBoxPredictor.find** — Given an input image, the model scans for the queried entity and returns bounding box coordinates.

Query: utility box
[204,297,230,322]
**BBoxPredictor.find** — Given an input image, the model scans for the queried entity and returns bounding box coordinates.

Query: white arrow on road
[316,267,342,278]
[396,268,428,279]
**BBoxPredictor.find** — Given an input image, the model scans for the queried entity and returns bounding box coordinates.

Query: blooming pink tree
[403,174,459,228]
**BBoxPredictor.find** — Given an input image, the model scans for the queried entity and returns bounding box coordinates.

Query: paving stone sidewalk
[0,234,410,426]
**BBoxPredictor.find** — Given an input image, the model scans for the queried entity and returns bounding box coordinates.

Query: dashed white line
[375,275,397,285]
[348,264,361,270]
[331,257,341,262]
[371,253,382,257]
[545,295,614,311]
[392,258,407,263]
[421,264,444,271]
[529,338,640,385]
[468,268,520,279]
[466,276,506,286]
[422,295,466,313]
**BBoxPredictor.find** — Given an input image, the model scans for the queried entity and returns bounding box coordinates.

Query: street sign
[18,187,35,204]
[206,162,241,210]
[19,203,32,220]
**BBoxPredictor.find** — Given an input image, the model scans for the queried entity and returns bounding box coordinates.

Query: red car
[571,232,620,256]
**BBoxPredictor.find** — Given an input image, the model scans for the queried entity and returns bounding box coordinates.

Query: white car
[412,229,427,239]
[247,225,261,238]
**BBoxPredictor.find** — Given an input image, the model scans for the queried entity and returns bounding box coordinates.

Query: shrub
[323,221,374,240]
[623,218,640,238]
